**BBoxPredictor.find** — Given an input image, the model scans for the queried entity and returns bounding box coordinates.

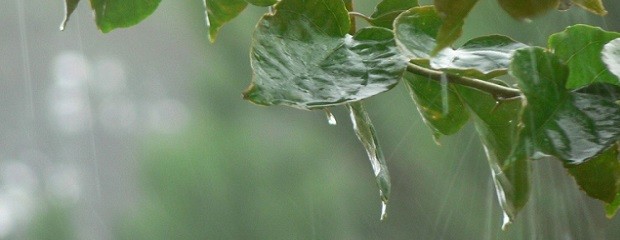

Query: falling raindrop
[324,109,337,125]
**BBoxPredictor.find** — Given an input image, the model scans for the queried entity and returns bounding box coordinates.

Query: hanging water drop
[380,198,388,221]
[324,109,337,125]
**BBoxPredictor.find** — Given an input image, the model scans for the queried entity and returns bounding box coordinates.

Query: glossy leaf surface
[571,0,607,15]
[61,0,80,30]
[497,0,560,19]
[204,0,248,42]
[90,0,162,33]
[404,73,469,138]
[433,0,479,53]
[456,85,528,229]
[549,25,620,89]
[245,0,277,7]
[510,47,620,164]
[603,38,620,81]
[348,102,391,221]
[394,6,444,60]
[431,35,527,79]
[565,146,620,203]
[244,0,406,110]
[369,0,419,29]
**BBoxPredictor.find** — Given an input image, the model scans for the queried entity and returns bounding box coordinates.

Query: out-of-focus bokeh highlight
[1,1,620,239]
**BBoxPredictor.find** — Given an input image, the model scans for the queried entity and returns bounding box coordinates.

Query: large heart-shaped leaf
[369,0,419,29]
[549,25,620,89]
[60,0,80,30]
[456,85,528,229]
[433,0,479,54]
[602,38,620,81]
[404,73,469,139]
[244,0,406,110]
[89,0,162,33]
[431,35,527,79]
[497,0,560,19]
[348,102,391,220]
[203,0,248,42]
[510,47,620,164]
[394,6,445,61]
[565,146,620,204]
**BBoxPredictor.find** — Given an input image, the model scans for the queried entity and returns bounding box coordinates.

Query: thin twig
[406,63,522,100]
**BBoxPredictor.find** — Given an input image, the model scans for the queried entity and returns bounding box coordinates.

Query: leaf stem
[406,63,522,100]
[348,12,372,24]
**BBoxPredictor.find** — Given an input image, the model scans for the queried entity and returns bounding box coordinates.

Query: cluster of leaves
[62,0,620,229]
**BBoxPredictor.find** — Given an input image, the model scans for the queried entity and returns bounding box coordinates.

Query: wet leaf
[244,0,406,110]
[369,0,419,29]
[510,47,620,164]
[433,0,479,54]
[549,25,620,89]
[204,0,248,42]
[497,0,560,19]
[431,35,527,79]
[245,0,277,7]
[348,102,391,221]
[456,85,528,229]
[565,145,620,203]
[571,0,607,15]
[394,6,444,61]
[60,0,80,31]
[90,0,162,33]
[404,73,469,139]
[602,38,620,81]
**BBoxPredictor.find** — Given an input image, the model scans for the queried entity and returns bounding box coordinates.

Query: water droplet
[501,213,512,231]
[380,200,388,221]
[324,109,337,125]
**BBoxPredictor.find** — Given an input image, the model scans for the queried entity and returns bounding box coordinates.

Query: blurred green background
[1,1,620,239]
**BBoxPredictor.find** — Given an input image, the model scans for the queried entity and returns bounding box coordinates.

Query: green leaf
[571,0,607,15]
[548,25,620,89]
[60,0,80,31]
[497,0,560,19]
[244,0,406,110]
[404,73,469,139]
[90,0,162,33]
[510,47,620,164]
[394,6,444,61]
[456,86,528,229]
[606,190,620,218]
[245,0,277,7]
[431,35,527,79]
[603,38,620,81]
[369,0,419,29]
[348,102,391,221]
[433,0,479,54]
[204,0,248,42]
[565,145,620,204]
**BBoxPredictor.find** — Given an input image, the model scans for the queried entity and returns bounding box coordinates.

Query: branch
[406,63,522,100]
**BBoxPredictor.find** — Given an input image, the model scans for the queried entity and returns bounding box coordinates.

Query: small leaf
[571,0,607,15]
[203,0,248,42]
[602,38,620,81]
[565,145,620,203]
[245,0,277,7]
[497,0,560,19]
[433,0,480,54]
[394,6,444,60]
[510,47,620,164]
[456,85,528,229]
[348,102,391,221]
[431,35,527,79]
[60,0,80,31]
[369,0,419,29]
[90,0,162,33]
[244,0,406,110]
[404,73,469,139]
[549,24,620,89]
